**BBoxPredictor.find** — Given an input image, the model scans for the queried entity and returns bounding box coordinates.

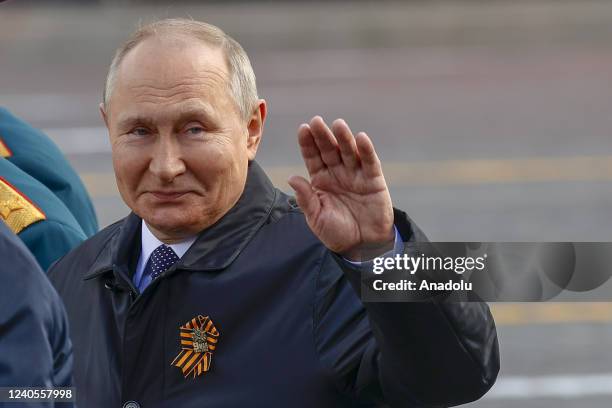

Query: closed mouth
[150,191,188,200]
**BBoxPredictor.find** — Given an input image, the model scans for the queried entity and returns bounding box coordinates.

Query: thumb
[287,175,320,218]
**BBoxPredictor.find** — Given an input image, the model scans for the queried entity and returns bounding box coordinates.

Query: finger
[287,175,320,218]
[309,116,342,167]
[331,118,359,169]
[355,131,383,178]
[297,123,326,176]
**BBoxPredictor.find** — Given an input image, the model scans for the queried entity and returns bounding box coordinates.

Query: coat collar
[84,161,277,280]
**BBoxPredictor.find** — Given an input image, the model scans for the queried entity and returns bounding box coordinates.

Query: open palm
[288,116,394,260]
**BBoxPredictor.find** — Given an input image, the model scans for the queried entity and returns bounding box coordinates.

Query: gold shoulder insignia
[0,177,46,234]
[0,138,12,158]
[171,315,220,379]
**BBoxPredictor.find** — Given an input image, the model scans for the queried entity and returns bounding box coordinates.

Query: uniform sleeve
[0,229,74,407]
[19,219,87,272]
[313,208,499,407]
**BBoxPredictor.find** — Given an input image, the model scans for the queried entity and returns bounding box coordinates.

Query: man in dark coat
[0,220,74,403]
[49,18,499,408]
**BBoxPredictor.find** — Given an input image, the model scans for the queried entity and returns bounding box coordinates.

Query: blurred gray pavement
[2,1,612,407]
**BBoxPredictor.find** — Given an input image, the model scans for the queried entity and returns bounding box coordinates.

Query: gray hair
[103,18,258,121]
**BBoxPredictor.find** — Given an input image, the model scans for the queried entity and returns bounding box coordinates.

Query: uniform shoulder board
[0,138,12,158]
[0,176,46,233]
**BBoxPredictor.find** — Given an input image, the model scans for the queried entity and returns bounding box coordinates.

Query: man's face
[102,36,264,241]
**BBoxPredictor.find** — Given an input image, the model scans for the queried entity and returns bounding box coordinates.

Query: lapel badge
[171,315,220,378]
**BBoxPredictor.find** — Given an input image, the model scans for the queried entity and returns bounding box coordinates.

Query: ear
[246,99,267,161]
[99,103,109,129]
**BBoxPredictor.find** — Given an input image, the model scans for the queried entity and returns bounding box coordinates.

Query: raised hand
[288,116,395,260]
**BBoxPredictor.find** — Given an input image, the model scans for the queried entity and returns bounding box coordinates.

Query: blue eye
[186,127,205,135]
[130,127,150,137]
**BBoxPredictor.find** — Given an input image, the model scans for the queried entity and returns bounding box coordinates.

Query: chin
[136,198,226,236]
[140,208,196,234]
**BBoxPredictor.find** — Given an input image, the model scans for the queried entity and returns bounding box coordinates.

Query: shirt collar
[141,220,196,260]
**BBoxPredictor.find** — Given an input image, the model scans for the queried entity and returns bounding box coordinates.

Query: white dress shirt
[132,221,197,292]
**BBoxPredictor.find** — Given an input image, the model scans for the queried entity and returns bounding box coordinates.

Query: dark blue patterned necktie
[143,244,180,281]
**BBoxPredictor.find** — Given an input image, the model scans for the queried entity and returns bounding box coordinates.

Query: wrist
[340,226,395,262]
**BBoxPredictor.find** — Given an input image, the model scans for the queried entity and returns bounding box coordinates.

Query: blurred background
[2,0,612,406]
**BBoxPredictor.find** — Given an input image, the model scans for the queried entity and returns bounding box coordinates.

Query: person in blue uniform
[49,19,499,407]
[0,158,86,271]
[0,220,74,402]
[0,106,99,237]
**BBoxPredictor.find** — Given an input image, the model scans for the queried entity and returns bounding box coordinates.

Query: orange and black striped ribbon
[171,315,219,378]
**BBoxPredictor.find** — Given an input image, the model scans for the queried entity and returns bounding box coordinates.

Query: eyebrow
[115,115,154,130]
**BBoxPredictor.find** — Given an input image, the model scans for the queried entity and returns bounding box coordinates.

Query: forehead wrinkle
[116,97,217,127]
[126,89,233,121]
[128,66,228,91]
[122,68,230,103]
[129,89,210,105]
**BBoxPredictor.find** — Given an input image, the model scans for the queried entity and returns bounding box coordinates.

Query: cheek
[184,142,248,201]
[111,144,148,198]
[186,152,233,190]
[188,135,248,174]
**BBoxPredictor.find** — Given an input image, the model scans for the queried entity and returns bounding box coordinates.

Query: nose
[148,134,186,183]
